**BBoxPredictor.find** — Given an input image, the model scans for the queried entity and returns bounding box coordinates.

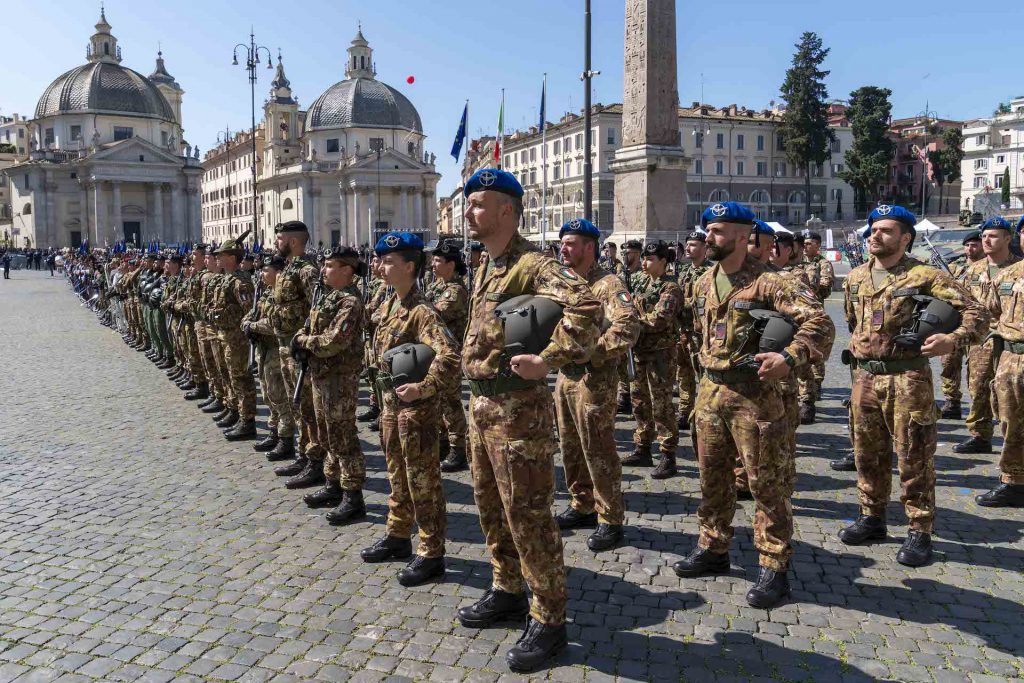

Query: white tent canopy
[858,217,941,238]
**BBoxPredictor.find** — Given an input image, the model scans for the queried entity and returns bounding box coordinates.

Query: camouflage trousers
[796,361,822,404]
[277,344,319,458]
[554,365,624,525]
[850,367,937,532]
[256,340,291,436]
[197,323,227,400]
[439,382,468,451]
[632,350,679,454]
[736,379,798,493]
[993,351,1024,484]
[182,320,206,385]
[469,384,566,625]
[677,341,698,423]
[210,334,234,408]
[312,370,365,490]
[218,328,257,421]
[694,377,793,571]
[965,341,995,440]
[144,307,163,357]
[381,396,446,558]
[940,347,965,403]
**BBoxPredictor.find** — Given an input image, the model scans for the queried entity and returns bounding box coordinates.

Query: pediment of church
[88,137,184,166]
[345,148,426,172]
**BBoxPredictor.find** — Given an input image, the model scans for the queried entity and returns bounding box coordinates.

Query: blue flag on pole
[450,103,468,161]
[538,79,546,131]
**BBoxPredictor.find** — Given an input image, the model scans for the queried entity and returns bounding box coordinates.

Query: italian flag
[494,90,504,165]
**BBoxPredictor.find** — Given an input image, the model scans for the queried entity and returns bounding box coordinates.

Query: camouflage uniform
[246,285,292,436]
[844,256,984,532]
[676,260,712,424]
[555,263,639,525]
[962,255,1019,440]
[692,255,834,570]
[299,285,366,490]
[197,269,230,404]
[177,269,206,390]
[983,261,1024,484]
[425,277,469,453]
[373,288,460,558]
[798,253,836,404]
[270,256,320,453]
[213,271,258,421]
[364,278,392,412]
[631,273,683,455]
[464,233,601,626]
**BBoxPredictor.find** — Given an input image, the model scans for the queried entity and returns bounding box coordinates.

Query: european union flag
[451,102,468,161]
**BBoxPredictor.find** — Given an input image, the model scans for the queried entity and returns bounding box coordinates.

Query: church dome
[34,61,176,122]
[306,78,422,133]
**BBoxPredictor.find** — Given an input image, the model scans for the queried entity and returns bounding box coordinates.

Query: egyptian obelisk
[609,0,688,244]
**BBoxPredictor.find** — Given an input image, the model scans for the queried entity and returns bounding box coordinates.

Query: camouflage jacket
[270,256,318,337]
[984,260,1024,343]
[580,262,640,369]
[244,282,275,338]
[964,254,1020,324]
[633,274,683,355]
[197,270,222,322]
[372,288,460,400]
[426,277,470,342]
[299,285,364,377]
[843,255,985,360]
[802,254,835,301]
[693,254,835,372]
[463,232,601,379]
[212,270,255,332]
[677,260,712,344]
[781,263,812,287]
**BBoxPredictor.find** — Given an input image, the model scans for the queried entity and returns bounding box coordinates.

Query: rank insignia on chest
[999,282,1013,295]
[871,309,884,327]
[714,323,726,340]
[341,321,350,333]
[849,284,859,295]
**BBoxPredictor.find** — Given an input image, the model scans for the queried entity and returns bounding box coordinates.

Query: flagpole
[463,100,469,258]
[496,88,505,170]
[541,74,548,250]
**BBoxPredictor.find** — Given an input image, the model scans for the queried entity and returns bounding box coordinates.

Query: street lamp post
[915,104,939,217]
[216,127,233,238]
[232,31,272,245]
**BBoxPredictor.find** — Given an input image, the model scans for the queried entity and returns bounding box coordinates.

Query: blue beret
[752,219,775,236]
[463,168,524,199]
[866,204,917,236]
[980,216,1012,232]
[701,201,756,229]
[374,231,424,256]
[1018,215,1024,233]
[558,217,600,240]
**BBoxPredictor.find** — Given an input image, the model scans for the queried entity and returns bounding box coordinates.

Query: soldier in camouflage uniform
[179,247,211,402]
[359,258,390,429]
[617,239,644,415]
[953,218,1019,455]
[674,202,834,610]
[939,230,983,418]
[796,232,835,424]
[554,218,640,552]
[197,251,232,418]
[457,169,600,672]
[290,247,369,524]
[601,241,625,277]
[361,232,459,588]
[676,230,712,432]
[268,221,321,479]
[211,236,258,440]
[974,215,1024,508]
[620,241,683,479]
[425,241,470,472]
[837,205,984,568]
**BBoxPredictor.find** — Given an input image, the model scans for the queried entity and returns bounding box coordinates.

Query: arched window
[282,198,293,210]
[750,190,769,204]
[788,191,805,205]
[22,203,31,215]
[710,189,729,202]
[104,42,109,55]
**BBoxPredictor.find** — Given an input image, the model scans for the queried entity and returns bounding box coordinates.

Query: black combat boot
[200,398,224,414]
[303,481,344,508]
[736,487,754,501]
[253,430,279,453]
[830,453,856,471]
[587,524,623,552]
[621,444,653,467]
[369,418,380,432]
[266,437,296,462]
[616,392,632,415]
[326,489,366,524]
[184,385,209,401]
[651,452,677,479]
[505,619,568,673]
[953,436,992,454]
[554,507,597,530]
[438,438,450,463]
[939,400,961,419]
[975,483,1024,508]
[457,588,529,628]
[896,531,932,567]
[224,419,256,441]
[799,402,815,425]
[357,405,380,422]
[178,379,196,391]
[677,415,689,432]
[397,556,446,587]
[156,357,174,370]
[274,454,307,477]
[216,410,239,429]
[285,461,326,489]
[440,447,468,473]
[360,535,412,563]
[672,547,731,578]
[167,366,182,378]
[746,567,790,608]
[838,515,887,545]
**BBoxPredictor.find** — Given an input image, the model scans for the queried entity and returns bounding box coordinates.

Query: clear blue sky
[2,0,1020,198]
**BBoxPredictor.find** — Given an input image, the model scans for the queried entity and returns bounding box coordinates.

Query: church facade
[5,10,201,249]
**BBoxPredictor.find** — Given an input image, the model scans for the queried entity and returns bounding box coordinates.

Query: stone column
[366,189,376,243]
[42,173,57,248]
[79,184,89,242]
[93,181,106,247]
[351,188,361,247]
[339,186,349,245]
[414,190,424,230]
[111,181,122,243]
[151,183,164,242]
[169,182,182,244]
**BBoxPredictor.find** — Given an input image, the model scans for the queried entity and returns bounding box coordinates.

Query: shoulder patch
[999,281,1013,295]
[617,291,632,305]
[559,267,579,281]
[849,284,859,295]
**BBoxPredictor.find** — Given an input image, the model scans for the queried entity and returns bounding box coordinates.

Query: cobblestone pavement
[0,270,1021,683]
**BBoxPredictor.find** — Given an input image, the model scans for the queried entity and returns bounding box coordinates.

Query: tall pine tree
[839,87,895,218]
[779,32,836,220]
[1002,167,1012,206]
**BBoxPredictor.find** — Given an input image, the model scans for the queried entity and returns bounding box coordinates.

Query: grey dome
[306,77,421,133]
[35,62,176,122]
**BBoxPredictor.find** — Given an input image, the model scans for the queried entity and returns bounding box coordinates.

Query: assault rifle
[922,234,953,277]
[247,277,265,370]
[292,274,325,406]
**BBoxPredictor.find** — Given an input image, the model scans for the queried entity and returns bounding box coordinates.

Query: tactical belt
[1004,341,1024,355]
[559,362,616,379]
[850,356,929,375]
[704,368,760,385]
[467,375,544,397]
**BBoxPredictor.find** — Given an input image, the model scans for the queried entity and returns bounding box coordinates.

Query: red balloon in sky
[406,76,415,84]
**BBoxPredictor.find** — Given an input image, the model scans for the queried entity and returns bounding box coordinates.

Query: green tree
[838,86,894,217]
[779,32,836,219]
[0,143,16,153]
[926,128,964,214]
[1002,167,1012,206]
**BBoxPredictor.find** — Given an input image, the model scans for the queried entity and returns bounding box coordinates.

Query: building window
[832,163,844,175]
[997,155,1006,164]
[326,138,339,153]
[736,134,744,150]
[695,132,704,149]
[736,161,745,175]
[831,140,841,153]
[70,125,82,141]
[974,159,989,170]
[575,133,582,149]
[18,129,24,138]
[775,161,786,177]
[530,148,536,161]
[715,160,724,175]
[607,128,616,145]
[553,165,561,180]
[520,150,527,163]
[757,135,765,151]
[976,134,987,145]
[44,128,54,146]
[504,155,510,167]
[23,203,32,215]
[756,161,767,177]
[716,133,724,149]
[553,141,560,155]
[565,137,572,152]
[530,170,536,184]
[995,175,1004,189]
[563,161,571,177]
[974,176,986,188]
[114,127,133,141]
[282,198,293,210]
[776,134,785,151]
[369,137,384,152]
[694,159,703,175]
